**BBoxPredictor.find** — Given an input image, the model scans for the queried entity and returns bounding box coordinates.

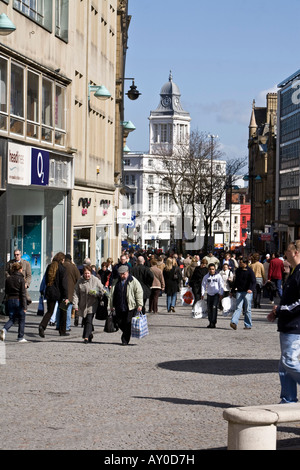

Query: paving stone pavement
[1,293,300,451]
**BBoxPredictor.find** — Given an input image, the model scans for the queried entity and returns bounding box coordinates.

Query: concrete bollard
[223,407,279,450]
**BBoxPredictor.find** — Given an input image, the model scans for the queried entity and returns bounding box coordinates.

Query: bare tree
[154,130,247,253]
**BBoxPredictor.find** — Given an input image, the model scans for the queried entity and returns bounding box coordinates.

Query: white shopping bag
[181,286,194,306]
[192,300,207,318]
[222,296,231,316]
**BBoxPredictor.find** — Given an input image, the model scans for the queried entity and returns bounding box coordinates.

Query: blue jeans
[231,292,252,328]
[167,293,177,312]
[270,279,282,301]
[56,303,72,331]
[279,332,300,403]
[4,299,26,339]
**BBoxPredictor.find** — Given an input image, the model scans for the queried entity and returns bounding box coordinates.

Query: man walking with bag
[201,263,224,328]
[109,265,144,345]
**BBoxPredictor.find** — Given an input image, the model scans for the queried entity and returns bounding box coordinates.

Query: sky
[124,0,300,161]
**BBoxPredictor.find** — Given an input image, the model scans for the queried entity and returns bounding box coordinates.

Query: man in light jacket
[201,263,224,328]
[109,265,144,345]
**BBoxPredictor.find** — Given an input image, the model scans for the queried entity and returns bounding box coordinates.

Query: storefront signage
[8,143,31,185]
[117,209,132,224]
[31,148,49,186]
[78,198,91,216]
[7,143,71,189]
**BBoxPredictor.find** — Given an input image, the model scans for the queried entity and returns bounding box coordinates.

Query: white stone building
[122,73,231,253]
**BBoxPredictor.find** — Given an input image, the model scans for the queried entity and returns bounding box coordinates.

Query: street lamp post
[208,134,218,238]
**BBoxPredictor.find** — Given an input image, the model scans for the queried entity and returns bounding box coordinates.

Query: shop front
[72,189,114,269]
[0,140,74,301]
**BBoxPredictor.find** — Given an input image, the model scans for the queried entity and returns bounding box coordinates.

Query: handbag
[104,312,119,333]
[96,295,108,320]
[37,295,44,316]
[131,312,149,339]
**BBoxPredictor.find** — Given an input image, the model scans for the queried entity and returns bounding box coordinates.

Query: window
[42,78,53,142]
[55,84,66,145]
[0,57,8,130]
[27,70,39,138]
[0,55,67,146]
[10,63,24,135]
[13,0,53,31]
[148,193,153,212]
[55,0,69,42]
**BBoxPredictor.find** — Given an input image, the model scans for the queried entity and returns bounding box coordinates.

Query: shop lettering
[100,199,111,216]
[9,151,25,164]
[78,198,91,216]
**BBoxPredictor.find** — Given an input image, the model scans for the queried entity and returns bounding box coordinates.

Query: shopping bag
[37,295,44,316]
[104,312,119,333]
[131,312,149,339]
[181,287,194,306]
[192,300,207,318]
[221,296,231,316]
[96,295,108,320]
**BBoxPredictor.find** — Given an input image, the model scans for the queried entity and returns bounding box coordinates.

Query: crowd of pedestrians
[0,247,289,344]
[2,243,300,406]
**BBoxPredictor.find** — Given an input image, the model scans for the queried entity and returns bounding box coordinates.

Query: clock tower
[149,71,191,154]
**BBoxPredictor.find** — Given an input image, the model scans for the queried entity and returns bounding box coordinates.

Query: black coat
[5,272,27,310]
[131,264,154,300]
[277,263,300,334]
[163,266,182,295]
[189,266,208,295]
[45,263,68,302]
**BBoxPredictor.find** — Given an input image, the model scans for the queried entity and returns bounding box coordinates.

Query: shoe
[230,322,237,330]
[271,301,274,304]
[83,339,88,344]
[17,338,27,342]
[171,307,175,312]
[38,325,45,338]
[207,323,215,328]
[49,322,56,326]
[88,334,93,343]
[59,332,70,337]
[243,327,252,330]
[0,329,6,341]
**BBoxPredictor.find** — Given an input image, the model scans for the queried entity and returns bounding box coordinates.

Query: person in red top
[268,252,284,303]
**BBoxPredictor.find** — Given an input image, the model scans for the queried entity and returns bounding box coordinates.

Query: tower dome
[151,71,189,116]
[160,71,181,96]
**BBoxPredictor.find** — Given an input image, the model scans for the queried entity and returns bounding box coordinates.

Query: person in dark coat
[38,252,68,338]
[230,257,256,330]
[268,240,300,403]
[0,263,27,342]
[163,257,182,312]
[131,256,154,313]
[189,258,208,304]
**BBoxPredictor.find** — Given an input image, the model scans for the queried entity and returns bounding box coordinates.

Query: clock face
[162,96,171,107]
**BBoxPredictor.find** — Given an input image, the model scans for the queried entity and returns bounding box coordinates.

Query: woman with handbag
[38,252,69,338]
[73,265,105,343]
[163,257,182,312]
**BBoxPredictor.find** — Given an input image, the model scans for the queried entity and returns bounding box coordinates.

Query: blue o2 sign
[31,148,49,186]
